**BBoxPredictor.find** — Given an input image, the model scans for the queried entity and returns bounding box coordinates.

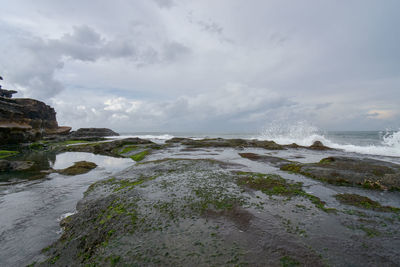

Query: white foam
[57,212,75,222]
[257,122,400,157]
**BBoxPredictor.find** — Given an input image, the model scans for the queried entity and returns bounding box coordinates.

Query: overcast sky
[1,0,399,132]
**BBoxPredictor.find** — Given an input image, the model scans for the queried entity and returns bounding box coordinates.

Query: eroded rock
[0,97,69,145]
[280,156,400,190]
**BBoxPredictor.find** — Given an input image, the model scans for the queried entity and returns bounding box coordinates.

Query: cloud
[51,83,298,132]
[152,0,175,9]
[0,24,189,100]
[163,41,191,62]
[367,110,397,120]
[1,0,400,131]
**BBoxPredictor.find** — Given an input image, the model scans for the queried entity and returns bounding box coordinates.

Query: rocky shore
[0,135,395,266]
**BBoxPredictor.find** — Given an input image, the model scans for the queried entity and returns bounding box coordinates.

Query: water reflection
[0,152,133,266]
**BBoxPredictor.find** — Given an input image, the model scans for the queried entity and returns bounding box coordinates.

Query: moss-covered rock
[280,157,400,191]
[61,138,154,157]
[56,161,97,176]
[236,172,335,213]
[36,159,327,266]
[130,150,149,162]
[167,137,285,150]
[0,150,19,159]
[335,193,400,213]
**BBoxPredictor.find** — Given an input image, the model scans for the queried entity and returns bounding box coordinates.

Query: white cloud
[367,110,397,120]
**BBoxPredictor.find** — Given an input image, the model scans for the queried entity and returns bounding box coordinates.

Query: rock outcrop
[279,156,400,190]
[68,128,119,138]
[0,97,70,145]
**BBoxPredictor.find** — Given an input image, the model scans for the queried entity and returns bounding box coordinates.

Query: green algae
[29,140,93,151]
[130,150,150,162]
[236,172,336,213]
[319,157,335,164]
[280,163,302,173]
[0,150,19,159]
[359,225,381,237]
[335,193,400,213]
[280,255,300,266]
[57,161,97,175]
[109,175,158,192]
[237,172,303,197]
[280,163,351,186]
[118,145,139,154]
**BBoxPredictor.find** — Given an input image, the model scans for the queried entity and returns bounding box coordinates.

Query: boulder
[309,141,331,150]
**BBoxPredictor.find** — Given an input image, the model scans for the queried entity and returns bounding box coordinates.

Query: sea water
[112,123,400,157]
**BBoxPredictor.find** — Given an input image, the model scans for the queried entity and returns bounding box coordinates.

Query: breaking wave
[257,122,400,157]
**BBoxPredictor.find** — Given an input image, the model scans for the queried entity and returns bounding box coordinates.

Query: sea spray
[257,121,327,146]
[257,122,400,157]
[383,130,400,149]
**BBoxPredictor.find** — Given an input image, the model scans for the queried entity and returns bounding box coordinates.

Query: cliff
[0,97,70,145]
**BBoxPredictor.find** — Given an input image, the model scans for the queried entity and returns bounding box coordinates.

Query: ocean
[114,127,400,157]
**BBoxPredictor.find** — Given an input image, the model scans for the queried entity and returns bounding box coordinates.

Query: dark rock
[239,153,292,167]
[56,161,97,176]
[0,89,17,98]
[284,143,302,149]
[281,141,334,151]
[167,138,284,150]
[309,141,331,150]
[0,97,68,145]
[69,128,119,138]
[165,137,191,143]
[45,126,72,136]
[0,159,34,171]
[62,138,154,156]
[280,156,400,190]
[334,193,400,212]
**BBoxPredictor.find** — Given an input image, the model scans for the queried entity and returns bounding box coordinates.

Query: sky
[0,0,399,132]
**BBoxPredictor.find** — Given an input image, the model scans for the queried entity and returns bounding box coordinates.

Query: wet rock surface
[166,137,285,150]
[31,142,400,267]
[280,156,400,190]
[55,161,97,176]
[1,138,399,266]
[61,138,154,157]
[239,152,292,167]
[37,159,327,266]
